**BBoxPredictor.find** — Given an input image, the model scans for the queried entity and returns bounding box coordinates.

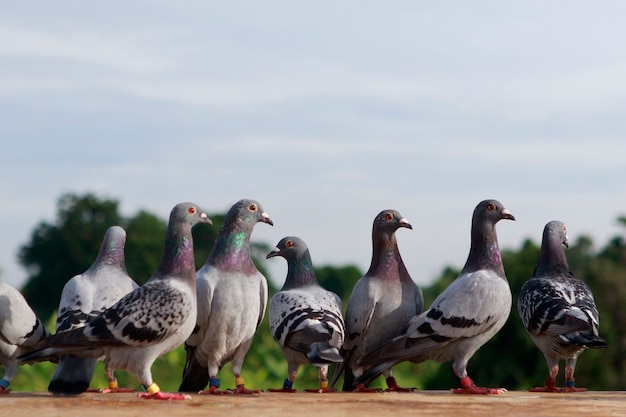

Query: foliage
[6,193,626,393]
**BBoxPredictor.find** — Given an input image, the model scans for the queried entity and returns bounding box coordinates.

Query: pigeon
[0,281,48,393]
[48,225,139,395]
[331,209,423,392]
[354,199,515,394]
[18,202,212,400]
[518,220,607,392]
[179,199,272,395]
[266,236,345,393]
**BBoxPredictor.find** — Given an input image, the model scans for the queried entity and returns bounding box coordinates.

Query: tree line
[8,193,626,391]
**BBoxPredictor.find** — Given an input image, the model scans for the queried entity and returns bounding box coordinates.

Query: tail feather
[178,345,209,392]
[48,356,97,395]
[307,343,343,366]
[559,331,608,349]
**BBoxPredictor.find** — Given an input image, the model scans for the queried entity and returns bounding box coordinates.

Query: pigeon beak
[563,234,570,249]
[261,212,274,226]
[501,208,515,221]
[400,218,413,230]
[266,247,280,259]
[200,212,213,225]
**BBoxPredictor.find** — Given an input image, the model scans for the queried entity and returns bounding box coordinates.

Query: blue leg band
[283,378,293,390]
[0,379,9,389]
[565,379,575,388]
[209,377,221,388]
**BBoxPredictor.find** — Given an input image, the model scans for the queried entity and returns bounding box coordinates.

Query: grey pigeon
[518,220,607,392]
[48,225,139,395]
[331,209,423,392]
[266,236,345,393]
[18,202,211,400]
[179,199,272,395]
[354,199,515,394]
[0,281,48,393]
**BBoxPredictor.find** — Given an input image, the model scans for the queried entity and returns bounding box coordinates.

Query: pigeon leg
[0,378,11,394]
[529,361,564,392]
[198,377,234,395]
[89,368,136,393]
[385,374,417,392]
[233,375,261,395]
[452,375,506,395]
[137,382,190,400]
[304,366,336,393]
[563,358,586,393]
[268,369,298,393]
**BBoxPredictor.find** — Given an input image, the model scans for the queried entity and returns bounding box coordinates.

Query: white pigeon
[331,209,423,392]
[354,199,515,394]
[266,236,345,393]
[49,225,139,395]
[518,220,607,392]
[0,281,48,393]
[179,199,272,395]
[18,202,211,400]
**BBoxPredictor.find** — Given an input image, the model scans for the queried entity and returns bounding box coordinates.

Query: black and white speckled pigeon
[48,225,139,395]
[518,220,607,392]
[266,236,345,393]
[354,199,515,394]
[179,199,272,395]
[0,281,48,393]
[331,209,423,392]
[18,202,211,400]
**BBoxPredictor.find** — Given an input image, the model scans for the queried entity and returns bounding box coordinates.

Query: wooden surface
[1,391,625,417]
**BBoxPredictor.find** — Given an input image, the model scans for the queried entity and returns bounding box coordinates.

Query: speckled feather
[49,225,139,395]
[18,202,211,395]
[0,281,48,390]
[266,236,345,390]
[518,221,606,366]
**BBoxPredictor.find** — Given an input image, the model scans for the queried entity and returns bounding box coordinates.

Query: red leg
[385,376,417,392]
[352,383,383,393]
[452,376,506,395]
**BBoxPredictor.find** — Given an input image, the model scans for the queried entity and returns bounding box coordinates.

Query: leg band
[283,379,293,390]
[565,379,575,388]
[209,377,221,388]
[0,379,9,389]
[142,383,160,395]
[235,376,245,386]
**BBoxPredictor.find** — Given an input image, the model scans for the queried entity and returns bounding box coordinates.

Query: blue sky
[2,1,626,290]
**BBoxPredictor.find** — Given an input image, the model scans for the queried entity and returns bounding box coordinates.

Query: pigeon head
[462,199,515,275]
[267,236,318,288]
[169,202,212,229]
[373,209,412,235]
[93,225,127,270]
[156,202,212,280]
[543,220,569,249]
[533,220,571,277]
[226,199,274,228]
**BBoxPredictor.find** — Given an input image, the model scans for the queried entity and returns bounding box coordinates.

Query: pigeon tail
[307,343,343,365]
[179,351,209,392]
[559,331,608,349]
[352,361,396,389]
[48,356,97,395]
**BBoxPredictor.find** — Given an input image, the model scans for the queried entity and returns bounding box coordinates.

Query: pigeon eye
[486,203,495,211]
[249,204,257,211]
[286,240,294,248]
[385,213,393,221]
[188,207,196,215]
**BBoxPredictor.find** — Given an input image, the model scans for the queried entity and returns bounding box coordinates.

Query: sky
[2,1,626,291]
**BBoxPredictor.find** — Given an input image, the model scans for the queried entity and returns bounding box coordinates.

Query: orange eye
[249,204,257,211]
[486,203,495,211]
[188,207,196,214]
[385,213,393,221]
[286,240,294,248]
